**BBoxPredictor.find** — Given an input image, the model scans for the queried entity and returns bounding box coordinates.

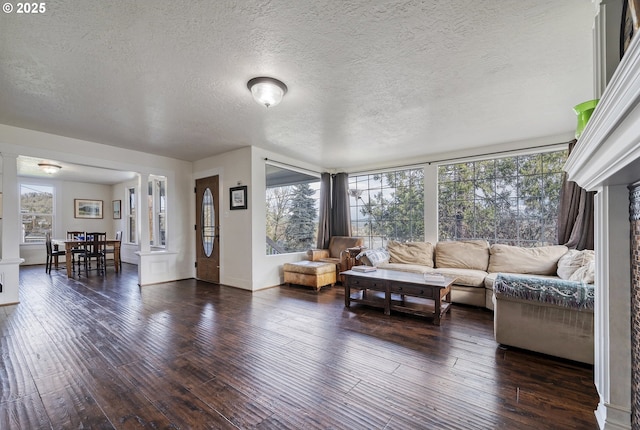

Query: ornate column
[630,183,640,428]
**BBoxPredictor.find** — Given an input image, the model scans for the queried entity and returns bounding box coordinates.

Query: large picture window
[438,150,567,246]
[348,168,424,249]
[20,184,54,243]
[265,164,320,254]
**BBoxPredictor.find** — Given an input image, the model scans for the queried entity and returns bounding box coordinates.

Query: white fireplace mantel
[564,11,640,430]
[565,30,640,189]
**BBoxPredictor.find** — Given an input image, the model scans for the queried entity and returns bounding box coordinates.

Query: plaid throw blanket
[493,273,594,310]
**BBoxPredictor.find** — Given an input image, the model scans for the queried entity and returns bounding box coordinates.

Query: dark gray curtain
[557,140,595,250]
[330,172,351,237]
[316,173,332,249]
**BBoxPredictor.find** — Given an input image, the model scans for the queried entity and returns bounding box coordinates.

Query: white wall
[193,147,252,289]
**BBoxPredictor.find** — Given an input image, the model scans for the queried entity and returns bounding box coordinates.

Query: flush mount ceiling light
[38,162,62,174]
[247,77,288,108]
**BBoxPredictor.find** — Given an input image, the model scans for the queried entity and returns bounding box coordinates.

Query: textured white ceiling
[0,1,595,170]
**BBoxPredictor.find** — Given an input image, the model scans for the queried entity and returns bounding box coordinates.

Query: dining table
[54,239,122,277]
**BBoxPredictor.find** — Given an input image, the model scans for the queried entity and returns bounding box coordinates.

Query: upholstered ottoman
[283,261,336,291]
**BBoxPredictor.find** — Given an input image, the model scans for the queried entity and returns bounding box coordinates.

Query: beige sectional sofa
[358,239,572,310]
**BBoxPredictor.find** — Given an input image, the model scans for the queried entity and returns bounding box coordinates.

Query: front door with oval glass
[195,176,220,283]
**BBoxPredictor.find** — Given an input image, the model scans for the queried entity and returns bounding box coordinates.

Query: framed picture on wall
[74,199,103,219]
[113,200,121,219]
[230,185,247,210]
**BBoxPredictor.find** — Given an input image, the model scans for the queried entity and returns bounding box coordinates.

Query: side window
[127,187,136,244]
[20,184,54,243]
[148,177,167,247]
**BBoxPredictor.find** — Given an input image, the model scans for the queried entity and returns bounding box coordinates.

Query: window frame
[19,182,55,245]
[148,176,167,248]
[348,167,425,249]
[127,186,137,244]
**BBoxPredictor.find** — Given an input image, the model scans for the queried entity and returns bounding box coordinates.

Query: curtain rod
[264,158,322,176]
[348,140,571,175]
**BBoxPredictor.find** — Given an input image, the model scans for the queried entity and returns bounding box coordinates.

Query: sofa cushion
[435,240,490,271]
[488,244,568,276]
[425,267,487,287]
[387,241,434,267]
[378,262,431,274]
[557,249,595,280]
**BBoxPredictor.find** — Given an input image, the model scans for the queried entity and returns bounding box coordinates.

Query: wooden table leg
[65,242,73,277]
[114,242,120,273]
[384,285,391,315]
[434,287,441,325]
[344,280,350,308]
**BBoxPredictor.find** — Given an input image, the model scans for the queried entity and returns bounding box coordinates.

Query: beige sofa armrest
[307,249,330,261]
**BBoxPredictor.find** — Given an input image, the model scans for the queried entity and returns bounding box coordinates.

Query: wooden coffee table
[342,269,455,325]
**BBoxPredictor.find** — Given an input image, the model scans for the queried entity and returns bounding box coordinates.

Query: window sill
[135,250,178,257]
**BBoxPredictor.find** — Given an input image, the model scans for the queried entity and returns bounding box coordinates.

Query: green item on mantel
[573,99,599,139]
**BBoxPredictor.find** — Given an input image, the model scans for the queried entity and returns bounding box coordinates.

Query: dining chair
[66,231,86,273]
[77,232,107,276]
[101,230,122,271]
[45,232,66,274]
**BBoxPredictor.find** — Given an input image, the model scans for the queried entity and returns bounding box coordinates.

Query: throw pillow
[356,248,390,266]
[557,249,595,280]
[488,244,568,275]
[387,241,434,267]
[569,260,595,284]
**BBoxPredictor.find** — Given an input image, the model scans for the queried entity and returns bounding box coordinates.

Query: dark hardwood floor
[0,264,598,429]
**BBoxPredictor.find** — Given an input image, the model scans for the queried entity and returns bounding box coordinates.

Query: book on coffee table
[351,266,377,272]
